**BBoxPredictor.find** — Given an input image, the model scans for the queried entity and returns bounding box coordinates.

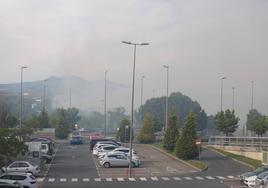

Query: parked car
[93,144,117,155]
[89,138,121,150]
[70,136,83,145]
[241,166,268,187]
[1,161,40,176]
[0,179,22,188]
[97,145,120,156]
[254,171,268,188]
[99,153,140,168]
[98,147,137,158]
[0,173,37,188]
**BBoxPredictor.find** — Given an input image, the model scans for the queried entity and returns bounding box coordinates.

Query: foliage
[137,114,155,143]
[175,113,198,159]
[108,107,127,132]
[214,110,239,136]
[51,108,81,139]
[163,113,179,151]
[38,110,50,128]
[79,111,104,132]
[0,102,18,128]
[0,128,28,166]
[116,118,130,142]
[246,109,268,136]
[137,92,207,132]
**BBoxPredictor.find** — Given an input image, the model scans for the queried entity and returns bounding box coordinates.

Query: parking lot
[93,144,196,178]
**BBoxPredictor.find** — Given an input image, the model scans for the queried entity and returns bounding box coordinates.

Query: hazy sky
[0,0,267,122]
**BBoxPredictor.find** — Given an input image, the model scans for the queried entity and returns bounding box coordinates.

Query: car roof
[10,161,30,164]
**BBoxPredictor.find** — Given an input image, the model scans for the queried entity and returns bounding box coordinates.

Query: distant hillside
[0,76,127,111]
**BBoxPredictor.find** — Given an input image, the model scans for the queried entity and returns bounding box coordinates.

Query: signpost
[195,138,202,160]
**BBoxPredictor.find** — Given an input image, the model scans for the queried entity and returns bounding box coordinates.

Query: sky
[0,0,267,123]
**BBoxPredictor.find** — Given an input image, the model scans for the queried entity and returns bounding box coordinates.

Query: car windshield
[0,1,266,188]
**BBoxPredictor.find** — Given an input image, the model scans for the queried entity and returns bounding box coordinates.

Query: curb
[205,146,255,170]
[150,145,206,172]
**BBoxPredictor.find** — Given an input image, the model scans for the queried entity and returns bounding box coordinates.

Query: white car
[97,145,119,157]
[99,153,140,168]
[254,171,268,188]
[93,144,116,155]
[1,161,40,176]
[0,173,37,188]
[0,179,22,188]
[244,175,257,188]
[98,147,138,159]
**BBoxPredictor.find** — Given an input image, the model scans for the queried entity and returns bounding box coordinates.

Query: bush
[137,114,155,143]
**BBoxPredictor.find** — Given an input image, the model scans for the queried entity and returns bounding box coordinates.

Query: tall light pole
[163,65,169,130]
[251,81,254,110]
[104,70,108,137]
[141,75,145,107]
[20,66,27,129]
[122,40,149,178]
[69,88,72,108]
[232,87,235,111]
[220,77,227,112]
[43,79,48,111]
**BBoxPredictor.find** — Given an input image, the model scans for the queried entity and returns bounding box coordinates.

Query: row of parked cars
[0,137,55,188]
[241,165,268,188]
[91,139,140,168]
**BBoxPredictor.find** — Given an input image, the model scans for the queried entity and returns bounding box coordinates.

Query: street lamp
[163,65,169,130]
[20,66,27,129]
[141,75,145,107]
[104,71,108,137]
[122,40,149,178]
[251,81,254,110]
[220,77,227,112]
[125,125,129,143]
[232,87,235,111]
[43,79,48,111]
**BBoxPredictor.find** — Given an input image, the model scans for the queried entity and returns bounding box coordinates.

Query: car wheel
[103,162,110,168]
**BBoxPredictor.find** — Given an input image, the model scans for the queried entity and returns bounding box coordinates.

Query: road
[40,143,250,188]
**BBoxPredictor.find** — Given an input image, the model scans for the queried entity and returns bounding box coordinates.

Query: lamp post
[220,77,227,112]
[125,125,129,143]
[251,81,254,110]
[69,88,72,108]
[43,79,48,111]
[20,66,27,129]
[141,75,145,107]
[232,87,235,111]
[122,40,149,178]
[104,71,108,137]
[163,65,169,130]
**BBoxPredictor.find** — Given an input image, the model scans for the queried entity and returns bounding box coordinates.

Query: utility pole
[69,88,72,108]
[220,77,227,112]
[43,79,48,111]
[163,65,169,130]
[251,81,254,110]
[232,87,235,111]
[20,66,27,129]
[104,71,107,137]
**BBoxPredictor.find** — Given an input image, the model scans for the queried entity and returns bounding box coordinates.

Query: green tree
[214,110,239,136]
[246,109,268,136]
[137,114,155,143]
[116,118,130,142]
[163,113,179,151]
[0,128,28,166]
[175,113,198,159]
[38,110,50,128]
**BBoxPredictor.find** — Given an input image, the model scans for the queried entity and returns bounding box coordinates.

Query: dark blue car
[70,136,83,145]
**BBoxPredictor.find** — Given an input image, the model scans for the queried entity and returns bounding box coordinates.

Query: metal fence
[208,136,268,150]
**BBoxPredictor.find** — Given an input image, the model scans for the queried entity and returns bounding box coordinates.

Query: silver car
[255,171,268,188]
[0,172,38,188]
[99,153,140,168]
[1,161,40,176]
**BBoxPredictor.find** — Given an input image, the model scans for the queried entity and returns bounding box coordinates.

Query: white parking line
[227,176,235,179]
[94,178,101,182]
[83,178,90,182]
[173,177,181,181]
[161,177,170,181]
[205,176,215,180]
[129,178,136,181]
[195,176,204,180]
[216,176,226,180]
[36,178,45,182]
[184,177,192,180]
[140,177,147,181]
[106,178,113,182]
[151,177,159,181]
[60,178,67,182]
[71,178,78,182]
[117,178,124,182]
[48,178,55,182]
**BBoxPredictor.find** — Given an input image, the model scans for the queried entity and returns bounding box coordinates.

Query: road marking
[117,178,124,182]
[71,178,78,182]
[190,170,197,173]
[140,177,147,181]
[216,176,226,180]
[161,177,170,181]
[94,178,101,182]
[48,178,55,182]
[83,178,90,182]
[227,176,235,179]
[195,176,204,180]
[205,176,215,180]
[36,178,44,182]
[184,177,193,180]
[151,177,159,181]
[60,178,67,182]
[129,178,136,181]
[106,178,113,182]
[173,177,181,181]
